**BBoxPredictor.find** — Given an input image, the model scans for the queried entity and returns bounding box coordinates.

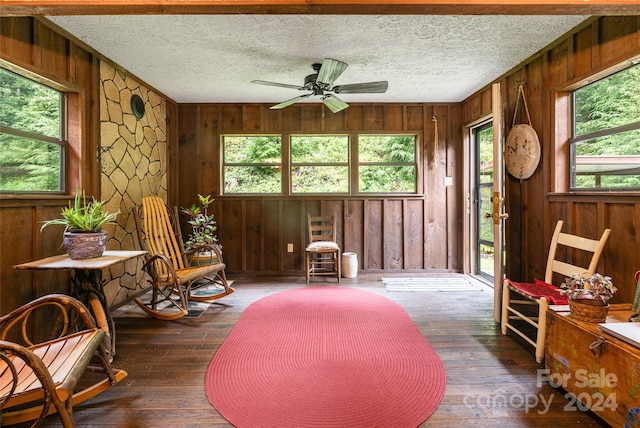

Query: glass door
[474,122,495,281]
[464,83,506,323]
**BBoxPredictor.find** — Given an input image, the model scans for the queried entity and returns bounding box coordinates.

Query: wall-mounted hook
[96,143,116,163]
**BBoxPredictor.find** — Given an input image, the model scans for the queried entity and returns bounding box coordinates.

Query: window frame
[0,66,68,195]
[221,134,283,195]
[290,134,350,195]
[221,132,421,197]
[357,133,419,195]
[567,63,640,192]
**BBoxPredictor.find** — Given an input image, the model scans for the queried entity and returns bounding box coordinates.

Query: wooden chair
[305,214,341,283]
[133,196,234,320]
[0,294,127,427]
[501,220,611,363]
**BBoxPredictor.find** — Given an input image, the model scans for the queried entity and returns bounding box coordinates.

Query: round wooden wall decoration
[505,123,541,180]
[131,94,145,119]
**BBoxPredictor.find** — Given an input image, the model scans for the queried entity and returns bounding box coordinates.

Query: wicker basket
[568,298,610,323]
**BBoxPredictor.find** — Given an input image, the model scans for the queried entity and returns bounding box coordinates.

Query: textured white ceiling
[47,14,588,104]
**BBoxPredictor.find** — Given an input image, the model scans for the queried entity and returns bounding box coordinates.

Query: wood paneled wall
[177,103,463,274]
[0,17,101,315]
[0,17,178,314]
[462,16,640,304]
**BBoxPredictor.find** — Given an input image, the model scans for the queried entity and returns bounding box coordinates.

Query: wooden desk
[545,304,640,428]
[14,250,147,359]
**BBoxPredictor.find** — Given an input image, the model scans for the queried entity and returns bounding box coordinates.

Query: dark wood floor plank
[24,275,608,427]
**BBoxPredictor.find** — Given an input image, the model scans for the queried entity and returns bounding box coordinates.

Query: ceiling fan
[251,58,389,113]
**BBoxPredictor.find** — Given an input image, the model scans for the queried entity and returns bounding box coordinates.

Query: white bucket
[342,252,358,278]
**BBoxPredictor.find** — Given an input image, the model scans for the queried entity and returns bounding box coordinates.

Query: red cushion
[507,278,568,305]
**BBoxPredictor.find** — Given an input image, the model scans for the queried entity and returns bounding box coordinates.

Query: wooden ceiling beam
[1,0,639,17]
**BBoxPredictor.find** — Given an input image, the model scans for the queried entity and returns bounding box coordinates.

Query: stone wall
[99,61,167,307]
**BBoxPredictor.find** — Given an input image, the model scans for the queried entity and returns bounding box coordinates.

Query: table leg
[70,269,116,360]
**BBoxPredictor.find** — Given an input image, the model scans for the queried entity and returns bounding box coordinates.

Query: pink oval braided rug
[206,286,446,427]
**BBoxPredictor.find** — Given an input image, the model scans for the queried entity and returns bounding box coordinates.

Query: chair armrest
[142,254,180,284]
[184,244,224,265]
[0,294,97,347]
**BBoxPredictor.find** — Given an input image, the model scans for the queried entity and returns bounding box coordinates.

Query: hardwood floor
[31,274,608,427]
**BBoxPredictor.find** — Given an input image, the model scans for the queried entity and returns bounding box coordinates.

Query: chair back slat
[142,196,187,271]
[544,220,611,284]
[308,215,336,244]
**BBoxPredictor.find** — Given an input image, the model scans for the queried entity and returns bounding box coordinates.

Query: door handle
[485,212,509,220]
[490,192,509,225]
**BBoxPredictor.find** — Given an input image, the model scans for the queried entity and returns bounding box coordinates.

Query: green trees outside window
[223,136,282,194]
[223,134,418,195]
[291,135,349,193]
[0,67,64,192]
[358,135,416,193]
[572,64,640,190]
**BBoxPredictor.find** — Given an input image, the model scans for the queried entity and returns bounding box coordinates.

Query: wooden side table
[14,250,147,360]
[545,304,640,427]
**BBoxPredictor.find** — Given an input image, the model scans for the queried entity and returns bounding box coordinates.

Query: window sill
[548,191,640,203]
[0,194,73,207]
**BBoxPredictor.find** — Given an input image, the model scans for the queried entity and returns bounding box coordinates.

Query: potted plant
[181,194,220,266]
[41,191,120,260]
[561,273,617,322]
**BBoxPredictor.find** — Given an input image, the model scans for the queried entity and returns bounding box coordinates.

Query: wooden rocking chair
[1,294,127,427]
[133,196,234,320]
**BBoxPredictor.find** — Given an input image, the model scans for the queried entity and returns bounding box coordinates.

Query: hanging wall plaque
[505,84,541,180]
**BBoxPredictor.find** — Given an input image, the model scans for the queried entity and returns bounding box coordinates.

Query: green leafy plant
[40,191,120,232]
[181,194,218,250]
[562,273,617,304]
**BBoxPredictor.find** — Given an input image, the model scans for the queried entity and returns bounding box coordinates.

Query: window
[222,135,281,194]
[291,135,349,194]
[222,133,419,196]
[0,68,65,192]
[571,64,640,190]
[358,135,417,193]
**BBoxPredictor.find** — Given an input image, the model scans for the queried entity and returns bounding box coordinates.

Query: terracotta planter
[63,231,108,260]
[568,298,609,323]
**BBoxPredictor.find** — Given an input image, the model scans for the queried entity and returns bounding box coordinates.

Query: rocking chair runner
[133,196,234,320]
[0,294,127,427]
[501,220,611,363]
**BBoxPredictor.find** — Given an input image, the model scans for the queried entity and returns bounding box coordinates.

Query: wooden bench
[1,294,127,427]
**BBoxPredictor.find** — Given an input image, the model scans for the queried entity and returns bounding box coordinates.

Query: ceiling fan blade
[252,80,304,90]
[317,58,348,87]
[322,94,349,113]
[269,93,312,110]
[333,81,389,94]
